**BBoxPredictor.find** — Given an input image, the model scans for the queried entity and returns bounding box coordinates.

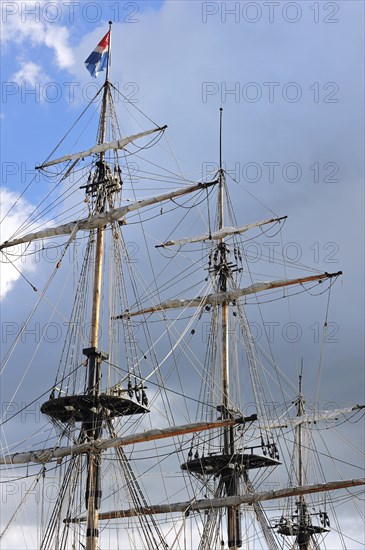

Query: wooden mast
[295,368,312,549]
[85,21,112,550]
[297,370,306,548]
[219,108,229,430]
[218,108,241,550]
[273,369,329,548]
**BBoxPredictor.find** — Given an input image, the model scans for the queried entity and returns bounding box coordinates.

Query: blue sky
[0,1,164,168]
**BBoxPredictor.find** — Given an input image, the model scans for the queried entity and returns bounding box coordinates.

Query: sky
[1,0,364,393]
[0,1,364,548]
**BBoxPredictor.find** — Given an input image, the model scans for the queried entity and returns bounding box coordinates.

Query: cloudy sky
[0,0,364,548]
[1,0,363,391]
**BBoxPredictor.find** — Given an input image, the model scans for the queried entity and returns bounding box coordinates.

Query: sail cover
[156,216,287,247]
[266,404,365,429]
[117,272,342,318]
[0,180,218,250]
[36,126,167,169]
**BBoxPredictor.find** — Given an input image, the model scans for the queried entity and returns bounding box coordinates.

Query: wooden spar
[0,180,218,250]
[265,404,365,429]
[117,271,343,318]
[35,126,167,169]
[64,478,365,522]
[155,215,288,248]
[0,418,245,465]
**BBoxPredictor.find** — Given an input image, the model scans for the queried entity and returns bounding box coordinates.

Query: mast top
[219,107,223,173]
[105,21,112,83]
[299,360,303,395]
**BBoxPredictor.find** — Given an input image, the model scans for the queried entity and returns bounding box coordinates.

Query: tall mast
[218,108,240,550]
[274,368,332,547]
[89,21,112,349]
[297,368,303,489]
[85,21,112,550]
[219,108,229,420]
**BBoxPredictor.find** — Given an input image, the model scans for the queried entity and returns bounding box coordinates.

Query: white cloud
[0,188,38,299]
[11,61,47,87]
[44,25,73,69]
[1,0,74,72]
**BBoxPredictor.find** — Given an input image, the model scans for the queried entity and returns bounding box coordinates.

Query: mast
[84,21,112,550]
[218,107,241,550]
[296,369,307,549]
[219,107,229,428]
[295,368,311,550]
[274,369,331,548]
[178,109,285,549]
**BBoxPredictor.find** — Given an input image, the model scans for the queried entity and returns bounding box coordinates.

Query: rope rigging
[0,39,361,550]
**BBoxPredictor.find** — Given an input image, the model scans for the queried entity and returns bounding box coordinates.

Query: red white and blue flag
[85,31,110,78]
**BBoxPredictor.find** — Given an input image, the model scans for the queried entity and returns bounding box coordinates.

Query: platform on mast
[41,394,149,423]
[181,451,281,475]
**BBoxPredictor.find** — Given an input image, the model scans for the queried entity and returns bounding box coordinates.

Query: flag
[85,31,110,78]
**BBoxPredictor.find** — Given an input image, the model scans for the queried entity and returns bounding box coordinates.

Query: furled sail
[0,418,241,465]
[116,271,343,318]
[36,126,167,169]
[265,404,364,429]
[0,180,217,250]
[156,215,287,248]
[64,479,365,521]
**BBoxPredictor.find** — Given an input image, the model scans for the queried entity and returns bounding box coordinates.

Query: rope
[314,283,333,406]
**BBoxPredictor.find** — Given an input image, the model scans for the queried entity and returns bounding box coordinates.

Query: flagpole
[105,21,112,82]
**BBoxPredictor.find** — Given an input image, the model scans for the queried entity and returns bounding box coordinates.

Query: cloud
[0,188,38,299]
[11,61,47,87]
[44,25,73,69]
[1,0,74,73]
